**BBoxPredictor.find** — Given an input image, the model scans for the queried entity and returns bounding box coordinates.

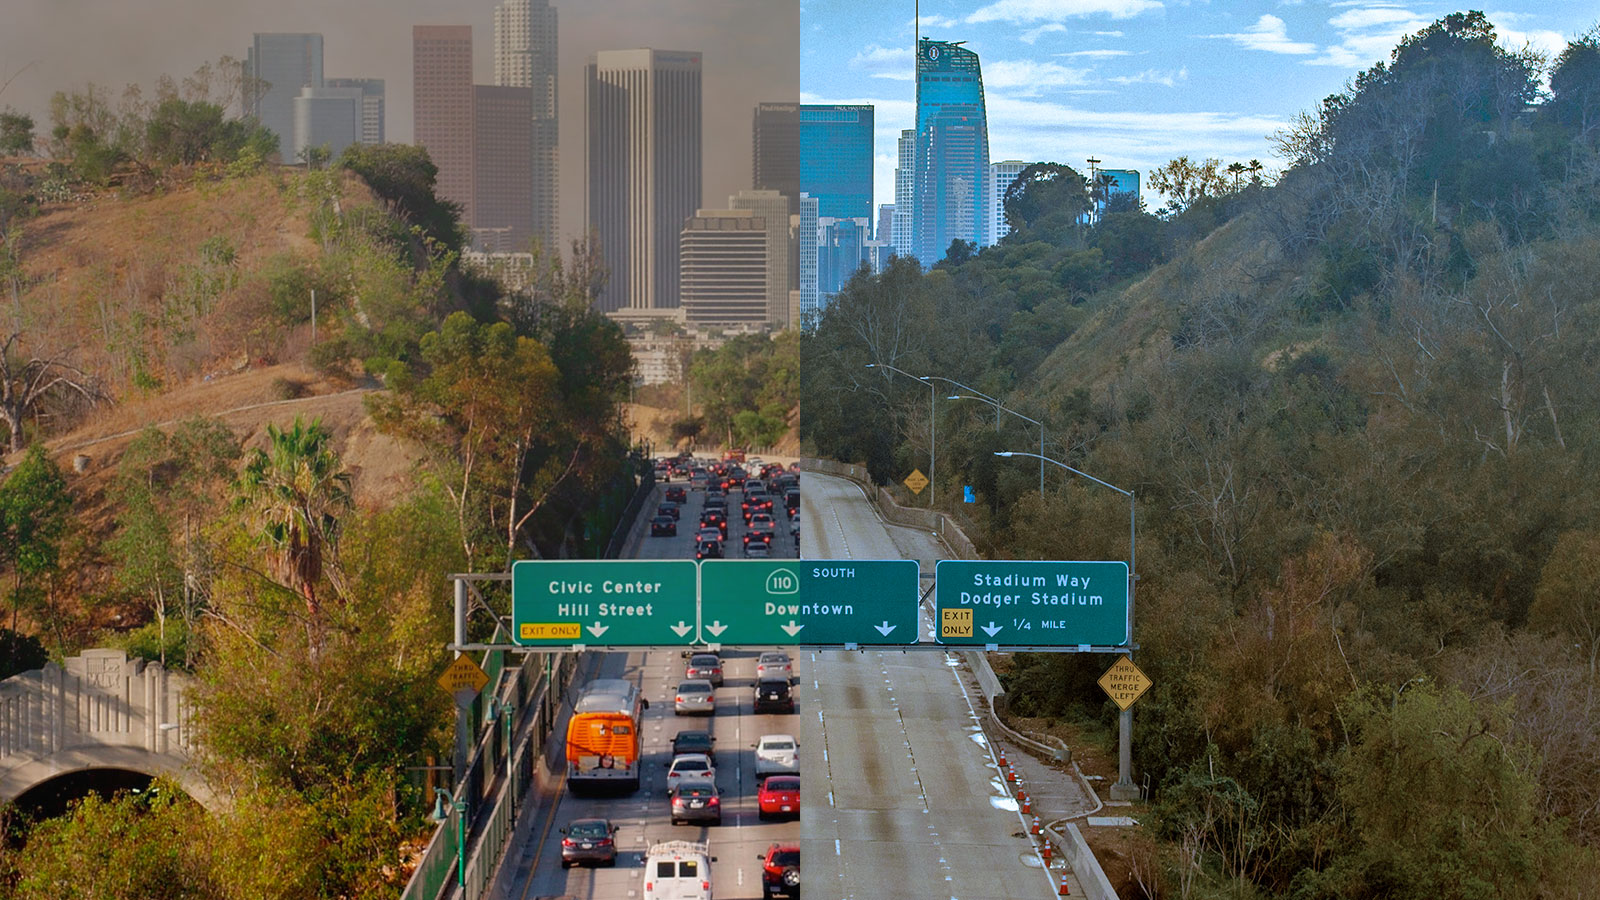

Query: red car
[757,775,799,820]
[759,843,800,898]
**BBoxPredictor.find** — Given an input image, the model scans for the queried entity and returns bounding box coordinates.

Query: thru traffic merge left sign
[1098,655,1151,710]
[438,655,489,707]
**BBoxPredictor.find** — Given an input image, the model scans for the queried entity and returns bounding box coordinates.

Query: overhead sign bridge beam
[501,558,1131,652]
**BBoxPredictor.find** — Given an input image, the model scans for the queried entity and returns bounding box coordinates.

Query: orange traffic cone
[1021,793,1032,815]
[1058,871,1071,895]
[997,749,1008,767]
[1041,841,1053,864]
[1006,765,1017,783]
[1031,815,1042,835]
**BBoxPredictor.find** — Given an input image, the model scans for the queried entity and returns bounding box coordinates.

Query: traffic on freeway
[497,454,804,900]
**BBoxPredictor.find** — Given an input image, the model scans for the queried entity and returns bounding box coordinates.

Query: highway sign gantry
[934,559,1129,647]
[699,559,919,645]
[511,559,699,647]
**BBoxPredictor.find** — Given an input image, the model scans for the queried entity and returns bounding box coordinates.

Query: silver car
[674,679,716,716]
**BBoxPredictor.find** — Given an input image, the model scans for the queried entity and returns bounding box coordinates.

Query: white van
[643,841,714,900]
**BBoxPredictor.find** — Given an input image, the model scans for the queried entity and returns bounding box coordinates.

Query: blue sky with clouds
[801,0,1595,211]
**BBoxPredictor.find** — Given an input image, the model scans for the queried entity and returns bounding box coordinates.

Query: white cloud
[1108,66,1189,86]
[1305,6,1429,68]
[1091,30,1126,36]
[1327,7,1423,30]
[1020,23,1070,43]
[984,59,1094,92]
[967,0,1162,26]
[849,44,915,80]
[1497,26,1568,61]
[1206,14,1318,55]
[911,14,963,29]
[1057,49,1134,57]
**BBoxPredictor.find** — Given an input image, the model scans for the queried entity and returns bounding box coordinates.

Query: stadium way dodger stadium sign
[933,559,1130,646]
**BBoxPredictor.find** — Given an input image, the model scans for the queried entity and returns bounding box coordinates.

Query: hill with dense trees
[804,13,1600,898]
[0,65,641,897]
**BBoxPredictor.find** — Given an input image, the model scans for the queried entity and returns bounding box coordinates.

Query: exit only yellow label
[941,608,973,638]
[520,622,583,640]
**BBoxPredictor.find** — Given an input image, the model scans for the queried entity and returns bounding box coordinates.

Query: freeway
[495,473,802,899]
[800,471,1059,900]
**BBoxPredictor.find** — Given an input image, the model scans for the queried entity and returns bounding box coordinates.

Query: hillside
[10,164,378,389]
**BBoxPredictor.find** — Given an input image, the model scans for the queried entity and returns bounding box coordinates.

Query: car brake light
[562,838,574,847]
[675,695,684,702]
[709,796,719,805]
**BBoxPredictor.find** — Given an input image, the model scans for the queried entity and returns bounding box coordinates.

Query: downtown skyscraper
[912,38,989,265]
[245,33,324,161]
[494,0,559,250]
[799,104,873,226]
[413,26,475,225]
[586,49,703,313]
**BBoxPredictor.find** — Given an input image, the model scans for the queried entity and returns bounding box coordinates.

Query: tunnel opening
[8,768,170,825]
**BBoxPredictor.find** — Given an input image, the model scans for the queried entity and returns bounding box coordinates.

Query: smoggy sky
[0,0,799,246]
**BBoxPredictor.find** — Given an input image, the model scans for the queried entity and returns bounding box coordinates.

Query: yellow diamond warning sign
[940,607,974,639]
[1098,655,1151,710]
[437,655,489,696]
[904,468,930,495]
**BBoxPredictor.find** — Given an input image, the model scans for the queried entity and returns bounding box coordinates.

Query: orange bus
[566,678,648,794]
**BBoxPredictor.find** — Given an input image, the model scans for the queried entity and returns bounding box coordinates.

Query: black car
[703,494,727,512]
[560,817,619,868]
[671,729,717,763]
[785,490,800,513]
[701,511,728,534]
[650,516,677,537]
[753,676,795,714]
[695,539,723,560]
[665,485,688,503]
[670,779,722,826]
[658,501,681,520]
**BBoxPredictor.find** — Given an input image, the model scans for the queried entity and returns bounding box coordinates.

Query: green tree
[0,109,34,156]
[0,627,47,678]
[370,312,564,568]
[9,787,212,900]
[234,418,352,648]
[1529,530,1600,678]
[109,419,239,668]
[339,142,464,253]
[1327,683,1552,900]
[0,445,70,635]
[1001,162,1089,237]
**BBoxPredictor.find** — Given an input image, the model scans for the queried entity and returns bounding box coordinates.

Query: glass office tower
[913,38,989,265]
[799,104,874,227]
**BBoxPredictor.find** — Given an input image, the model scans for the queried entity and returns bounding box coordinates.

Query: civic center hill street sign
[934,559,1130,646]
[511,559,699,646]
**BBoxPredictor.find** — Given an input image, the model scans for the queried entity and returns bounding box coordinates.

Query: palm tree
[235,417,352,648]
[1226,161,1247,191]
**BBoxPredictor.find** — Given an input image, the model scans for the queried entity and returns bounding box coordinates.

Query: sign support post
[453,578,469,784]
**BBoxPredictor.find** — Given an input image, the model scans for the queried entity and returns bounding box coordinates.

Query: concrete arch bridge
[1,649,215,810]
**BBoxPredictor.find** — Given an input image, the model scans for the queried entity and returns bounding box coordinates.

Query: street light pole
[865,363,936,507]
[947,393,1045,501]
[995,450,1138,800]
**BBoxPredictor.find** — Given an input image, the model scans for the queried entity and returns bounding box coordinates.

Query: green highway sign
[511,560,700,647]
[699,559,921,645]
[934,560,1129,647]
